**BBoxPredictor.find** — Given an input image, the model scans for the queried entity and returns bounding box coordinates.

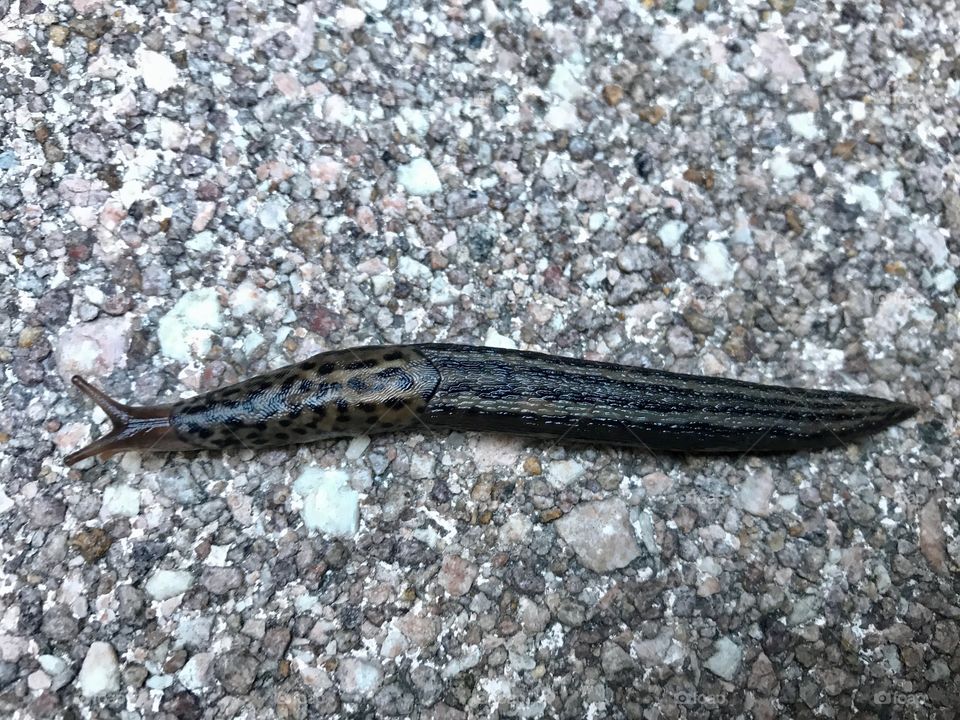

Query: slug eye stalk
[64,376,193,466]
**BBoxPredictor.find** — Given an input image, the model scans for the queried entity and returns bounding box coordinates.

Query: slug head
[64,376,193,466]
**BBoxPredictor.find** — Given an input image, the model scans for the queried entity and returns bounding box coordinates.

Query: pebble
[755,32,806,83]
[483,327,517,350]
[201,567,244,594]
[157,287,223,363]
[601,641,634,675]
[336,5,367,30]
[101,483,140,517]
[38,655,73,691]
[77,642,120,697]
[137,49,179,92]
[844,184,882,213]
[345,436,371,460]
[554,498,641,573]
[55,316,132,381]
[704,636,742,681]
[27,497,66,528]
[145,570,194,600]
[546,459,585,489]
[337,657,383,699]
[696,241,737,286]
[439,555,479,597]
[547,62,586,101]
[42,606,79,641]
[919,498,948,576]
[738,470,774,517]
[787,112,819,140]
[657,220,687,253]
[397,158,442,196]
[216,652,258,695]
[178,653,213,692]
[292,467,360,537]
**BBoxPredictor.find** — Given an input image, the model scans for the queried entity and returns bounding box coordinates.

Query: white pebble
[547,62,585,101]
[28,670,51,690]
[397,157,442,196]
[137,49,179,93]
[844,184,881,213]
[787,112,819,140]
[242,331,265,354]
[345,436,371,460]
[484,327,517,350]
[317,94,356,125]
[544,101,580,131]
[258,197,288,230]
[769,153,799,180]
[293,467,360,537]
[652,24,687,58]
[178,653,213,691]
[429,274,458,306]
[185,231,215,253]
[397,256,432,281]
[696,241,736,286]
[400,106,429,135]
[78,642,120,697]
[657,220,688,252]
[705,636,742,681]
[147,674,175,689]
[336,5,366,30]
[38,655,70,688]
[732,208,753,244]
[159,117,187,150]
[157,287,223,363]
[933,268,957,293]
[101,483,140,517]
[83,286,106,305]
[145,569,194,600]
[520,0,551,18]
[754,32,805,84]
[0,488,13,514]
[739,470,773,517]
[546,459,584,489]
[230,280,281,317]
[337,657,383,698]
[816,50,846,76]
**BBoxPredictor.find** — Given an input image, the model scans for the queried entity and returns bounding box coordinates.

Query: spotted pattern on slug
[170,346,441,450]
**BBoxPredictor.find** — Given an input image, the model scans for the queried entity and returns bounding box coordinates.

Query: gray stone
[555,498,641,573]
[215,652,258,695]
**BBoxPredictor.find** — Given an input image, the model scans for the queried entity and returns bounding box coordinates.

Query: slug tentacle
[64,376,194,466]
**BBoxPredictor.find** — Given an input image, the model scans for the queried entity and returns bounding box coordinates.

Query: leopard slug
[64,343,917,465]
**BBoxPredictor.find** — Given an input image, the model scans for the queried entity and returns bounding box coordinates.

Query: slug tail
[65,376,193,466]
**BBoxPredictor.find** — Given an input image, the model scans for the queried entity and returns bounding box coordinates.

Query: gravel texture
[1,0,959,718]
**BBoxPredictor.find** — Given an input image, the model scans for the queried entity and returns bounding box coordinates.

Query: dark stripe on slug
[414,344,915,453]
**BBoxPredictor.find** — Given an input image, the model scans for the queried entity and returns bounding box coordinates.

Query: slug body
[65,343,916,465]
